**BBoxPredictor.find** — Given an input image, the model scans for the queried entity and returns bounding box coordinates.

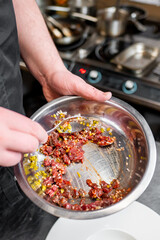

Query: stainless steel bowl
[14,96,156,219]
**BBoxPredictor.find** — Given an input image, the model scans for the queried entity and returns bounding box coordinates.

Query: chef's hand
[0,107,48,167]
[41,69,112,102]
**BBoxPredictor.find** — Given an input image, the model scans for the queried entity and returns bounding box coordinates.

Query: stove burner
[95,39,132,62]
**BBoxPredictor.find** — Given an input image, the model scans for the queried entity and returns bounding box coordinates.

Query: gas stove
[56,19,160,112]
[22,17,160,141]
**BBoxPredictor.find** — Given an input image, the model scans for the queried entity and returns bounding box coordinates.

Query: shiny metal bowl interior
[14,96,156,219]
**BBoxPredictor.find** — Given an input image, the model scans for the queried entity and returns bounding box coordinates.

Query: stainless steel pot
[68,0,96,16]
[45,0,96,16]
[97,7,129,37]
[72,7,129,37]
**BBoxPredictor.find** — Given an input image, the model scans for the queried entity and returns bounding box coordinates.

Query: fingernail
[104,92,112,100]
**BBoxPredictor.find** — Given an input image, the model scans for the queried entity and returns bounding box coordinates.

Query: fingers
[4,130,39,153]
[0,150,23,167]
[73,78,112,102]
[1,107,48,144]
[0,107,48,167]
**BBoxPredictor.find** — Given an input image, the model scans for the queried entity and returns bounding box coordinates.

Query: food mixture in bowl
[24,111,131,211]
[15,96,156,219]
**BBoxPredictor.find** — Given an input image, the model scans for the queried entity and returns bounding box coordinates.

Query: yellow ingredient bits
[59,112,65,118]
[34,172,40,179]
[57,129,62,133]
[24,166,30,175]
[32,165,38,171]
[100,127,105,133]
[51,114,56,118]
[67,123,72,130]
[77,171,81,178]
[112,195,116,200]
[24,153,28,158]
[31,181,41,191]
[30,155,37,162]
[27,176,34,184]
[61,189,64,193]
[41,185,46,191]
[93,120,99,125]
[40,170,48,178]
[63,127,69,132]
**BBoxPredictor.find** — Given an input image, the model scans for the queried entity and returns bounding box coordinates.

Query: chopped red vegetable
[39,126,130,211]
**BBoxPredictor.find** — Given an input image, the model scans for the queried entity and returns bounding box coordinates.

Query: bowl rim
[14,96,157,219]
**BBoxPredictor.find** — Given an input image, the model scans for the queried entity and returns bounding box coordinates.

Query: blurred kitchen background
[22,0,160,141]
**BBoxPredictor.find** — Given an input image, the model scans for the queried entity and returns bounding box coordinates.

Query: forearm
[12,0,65,86]
[12,0,112,103]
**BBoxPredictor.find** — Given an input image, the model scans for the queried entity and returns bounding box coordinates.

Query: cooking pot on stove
[45,6,129,37]
[45,0,97,16]
[46,5,147,37]
[68,0,97,16]
[72,5,147,36]
[72,7,129,37]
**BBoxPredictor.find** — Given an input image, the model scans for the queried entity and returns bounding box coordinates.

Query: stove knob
[88,70,102,84]
[122,80,137,94]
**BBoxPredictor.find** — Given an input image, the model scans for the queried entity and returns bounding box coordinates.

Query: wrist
[37,60,67,87]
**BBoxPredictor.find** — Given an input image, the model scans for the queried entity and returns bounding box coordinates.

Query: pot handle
[71,12,97,23]
[130,19,147,32]
[45,5,70,12]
